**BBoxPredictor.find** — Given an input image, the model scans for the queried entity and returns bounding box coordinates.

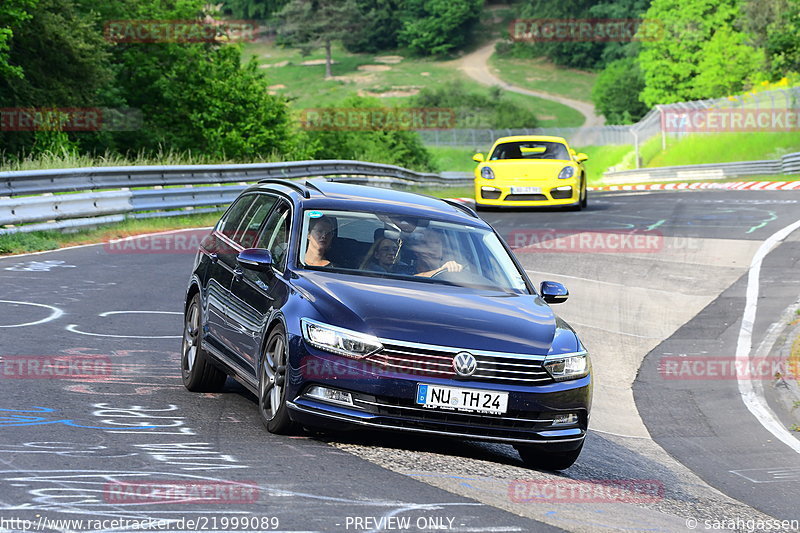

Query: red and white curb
[589,181,800,192]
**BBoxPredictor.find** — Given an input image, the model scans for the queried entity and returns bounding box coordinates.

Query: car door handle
[210,253,218,264]
[233,267,244,281]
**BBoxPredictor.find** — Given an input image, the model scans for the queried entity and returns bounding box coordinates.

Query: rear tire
[181,293,227,392]
[258,324,294,434]
[514,442,583,471]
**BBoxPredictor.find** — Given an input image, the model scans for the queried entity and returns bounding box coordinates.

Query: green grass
[489,54,597,103]
[578,145,634,185]
[245,42,585,127]
[429,146,481,172]
[0,149,285,172]
[645,132,800,167]
[502,91,584,127]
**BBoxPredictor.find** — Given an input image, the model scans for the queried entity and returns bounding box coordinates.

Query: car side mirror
[237,248,273,272]
[472,153,485,163]
[540,281,568,304]
[576,153,588,163]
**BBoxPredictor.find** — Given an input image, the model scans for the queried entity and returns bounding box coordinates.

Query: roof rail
[303,179,326,195]
[442,198,479,219]
[256,178,310,198]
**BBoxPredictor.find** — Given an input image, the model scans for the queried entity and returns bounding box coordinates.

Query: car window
[256,203,290,270]
[233,194,277,248]
[298,209,529,294]
[490,141,570,161]
[218,194,256,241]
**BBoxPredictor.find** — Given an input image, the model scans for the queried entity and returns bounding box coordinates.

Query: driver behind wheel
[411,228,463,278]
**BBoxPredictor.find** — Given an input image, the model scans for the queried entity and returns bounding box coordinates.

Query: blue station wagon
[181,179,592,470]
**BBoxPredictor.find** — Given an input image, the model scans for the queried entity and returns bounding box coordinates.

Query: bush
[414,81,538,129]
[304,96,437,171]
[591,58,649,124]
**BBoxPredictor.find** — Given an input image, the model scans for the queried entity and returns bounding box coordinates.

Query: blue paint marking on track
[0,407,158,429]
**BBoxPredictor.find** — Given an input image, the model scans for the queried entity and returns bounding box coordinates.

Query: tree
[591,57,648,124]
[221,0,289,19]
[638,0,753,105]
[277,0,361,78]
[692,30,764,98]
[0,0,36,79]
[0,0,113,156]
[342,0,402,53]
[762,0,800,79]
[500,0,650,70]
[398,0,483,56]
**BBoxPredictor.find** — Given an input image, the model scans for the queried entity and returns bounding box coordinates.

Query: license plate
[416,384,508,414]
[510,186,541,194]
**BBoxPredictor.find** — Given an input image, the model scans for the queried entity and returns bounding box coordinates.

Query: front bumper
[474,177,580,207]
[287,346,591,448]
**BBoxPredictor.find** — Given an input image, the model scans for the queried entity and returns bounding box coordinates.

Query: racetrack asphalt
[0,189,798,532]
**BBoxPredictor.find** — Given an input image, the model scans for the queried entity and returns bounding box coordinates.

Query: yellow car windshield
[490,141,570,161]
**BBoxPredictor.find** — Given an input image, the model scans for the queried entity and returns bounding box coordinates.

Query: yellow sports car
[473,135,589,210]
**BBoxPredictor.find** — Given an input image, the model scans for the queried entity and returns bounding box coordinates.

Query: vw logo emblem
[452,351,477,377]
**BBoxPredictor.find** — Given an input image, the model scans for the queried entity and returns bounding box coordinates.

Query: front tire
[258,324,294,434]
[514,441,583,471]
[580,179,588,209]
[181,293,227,392]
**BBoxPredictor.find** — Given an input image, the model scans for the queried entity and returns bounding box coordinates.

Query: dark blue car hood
[293,271,578,355]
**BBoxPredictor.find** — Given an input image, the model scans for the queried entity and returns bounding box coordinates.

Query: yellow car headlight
[480,166,495,180]
[558,166,575,179]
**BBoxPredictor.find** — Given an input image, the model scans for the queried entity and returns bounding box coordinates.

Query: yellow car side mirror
[576,153,589,163]
[472,153,485,163]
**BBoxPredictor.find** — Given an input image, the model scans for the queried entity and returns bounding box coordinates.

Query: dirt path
[459,41,605,128]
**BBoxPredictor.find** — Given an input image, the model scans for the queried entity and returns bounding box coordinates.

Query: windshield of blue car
[298,209,530,294]
[490,141,570,161]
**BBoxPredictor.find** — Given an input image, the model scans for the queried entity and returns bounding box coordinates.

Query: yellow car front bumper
[474,178,581,207]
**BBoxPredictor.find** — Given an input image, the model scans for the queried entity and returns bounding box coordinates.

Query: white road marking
[588,428,652,440]
[98,311,182,317]
[66,310,182,339]
[66,324,180,339]
[735,217,800,454]
[0,300,64,328]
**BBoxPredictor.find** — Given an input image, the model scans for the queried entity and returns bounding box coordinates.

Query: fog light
[554,186,572,191]
[551,413,578,426]
[306,385,353,406]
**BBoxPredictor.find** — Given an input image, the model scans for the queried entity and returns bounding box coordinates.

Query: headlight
[543,351,589,381]
[301,318,382,359]
[558,166,575,179]
[480,166,495,180]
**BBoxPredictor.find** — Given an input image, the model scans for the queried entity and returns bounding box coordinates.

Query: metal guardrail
[0,160,473,234]
[602,152,800,184]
